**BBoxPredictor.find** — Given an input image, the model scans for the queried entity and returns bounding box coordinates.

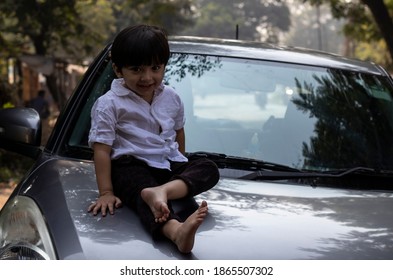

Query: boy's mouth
[138,83,155,89]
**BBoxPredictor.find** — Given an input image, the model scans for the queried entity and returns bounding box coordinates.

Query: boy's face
[113,63,165,99]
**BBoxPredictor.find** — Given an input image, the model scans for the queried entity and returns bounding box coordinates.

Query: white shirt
[88,78,188,169]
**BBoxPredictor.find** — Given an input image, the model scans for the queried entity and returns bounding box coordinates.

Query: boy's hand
[88,193,122,216]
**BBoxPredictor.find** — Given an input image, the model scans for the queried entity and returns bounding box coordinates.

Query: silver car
[1,37,393,260]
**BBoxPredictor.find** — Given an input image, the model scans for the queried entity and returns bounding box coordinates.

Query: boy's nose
[140,70,153,81]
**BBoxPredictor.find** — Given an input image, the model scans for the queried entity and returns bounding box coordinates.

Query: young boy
[87,24,219,253]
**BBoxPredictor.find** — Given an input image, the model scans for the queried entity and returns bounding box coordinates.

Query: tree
[303,0,393,69]
[292,69,393,170]
[283,3,345,54]
[111,0,194,36]
[181,0,291,43]
[0,0,195,109]
[0,0,115,108]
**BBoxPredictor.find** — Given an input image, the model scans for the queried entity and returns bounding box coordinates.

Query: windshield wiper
[240,166,393,180]
[186,151,301,173]
[186,152,393,182]
[187,152,393,190]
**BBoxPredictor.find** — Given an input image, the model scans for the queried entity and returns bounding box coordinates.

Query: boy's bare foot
[173,200,208,253]
[141,187,170,223]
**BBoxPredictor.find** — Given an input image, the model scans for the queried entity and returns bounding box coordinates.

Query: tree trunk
[361,0,393,66]
[45,73,67,110]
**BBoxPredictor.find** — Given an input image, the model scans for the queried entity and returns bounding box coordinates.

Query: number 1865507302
[213,266,273,276]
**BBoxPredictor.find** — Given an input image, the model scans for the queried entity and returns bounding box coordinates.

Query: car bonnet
[24,159,393,260]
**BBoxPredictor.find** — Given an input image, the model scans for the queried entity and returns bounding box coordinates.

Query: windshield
[164,53,393,172]
[68,50,393,173]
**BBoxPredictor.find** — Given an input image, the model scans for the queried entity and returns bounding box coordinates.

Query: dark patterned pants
[111,156,219,238]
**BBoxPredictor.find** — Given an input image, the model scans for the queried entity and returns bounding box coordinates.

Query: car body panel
[169,38,384,75]
[20,158,393,260]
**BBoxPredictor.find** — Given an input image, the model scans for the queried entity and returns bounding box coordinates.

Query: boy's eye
[151,65,162,71]
[126,64,163,73]
[128,66,142,72]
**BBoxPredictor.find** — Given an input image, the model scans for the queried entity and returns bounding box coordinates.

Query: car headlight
[0,196,56,260]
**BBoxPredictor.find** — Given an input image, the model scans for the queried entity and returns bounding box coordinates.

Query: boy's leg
[170,158,220,196]
[111,156,180,235]
[141,179,188,222]
[161,200,208,253]
[141,158,219,222]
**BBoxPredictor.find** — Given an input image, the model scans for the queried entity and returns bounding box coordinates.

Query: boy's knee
[194,158,220,187]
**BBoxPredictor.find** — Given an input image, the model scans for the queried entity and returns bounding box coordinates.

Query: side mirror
[0,108,42,158]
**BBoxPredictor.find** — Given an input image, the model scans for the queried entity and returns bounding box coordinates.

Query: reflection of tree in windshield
[164,53,222,83]
[292,69,393,170]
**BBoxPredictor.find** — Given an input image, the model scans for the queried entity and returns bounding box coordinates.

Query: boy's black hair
[111,24,170,69]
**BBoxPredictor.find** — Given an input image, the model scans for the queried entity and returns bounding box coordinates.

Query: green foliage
[72,0,116,61]
[0,149,34,182]
[0,0,194,62]
[303,0,380,41]
[110,0,194,38]
[181,0,291,42]
[1,0,80,55]
[302,0,393,69]
[181,2,238,39]
[0,76,18,108]
[355,40,392,69]
[0,0,115,62]
[140,0,194,32]
[283,4,345,54]
[294,69,393,169]
[0,0,195,109]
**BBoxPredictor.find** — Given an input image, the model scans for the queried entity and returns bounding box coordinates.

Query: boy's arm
[176,127,185,155]
[88,142,122,216]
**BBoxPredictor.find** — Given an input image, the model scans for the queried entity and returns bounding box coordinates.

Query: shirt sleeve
[173,93,186,131]
[88,97,117,148]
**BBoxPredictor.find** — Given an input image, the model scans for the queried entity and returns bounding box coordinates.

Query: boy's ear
[112,63,123,78]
